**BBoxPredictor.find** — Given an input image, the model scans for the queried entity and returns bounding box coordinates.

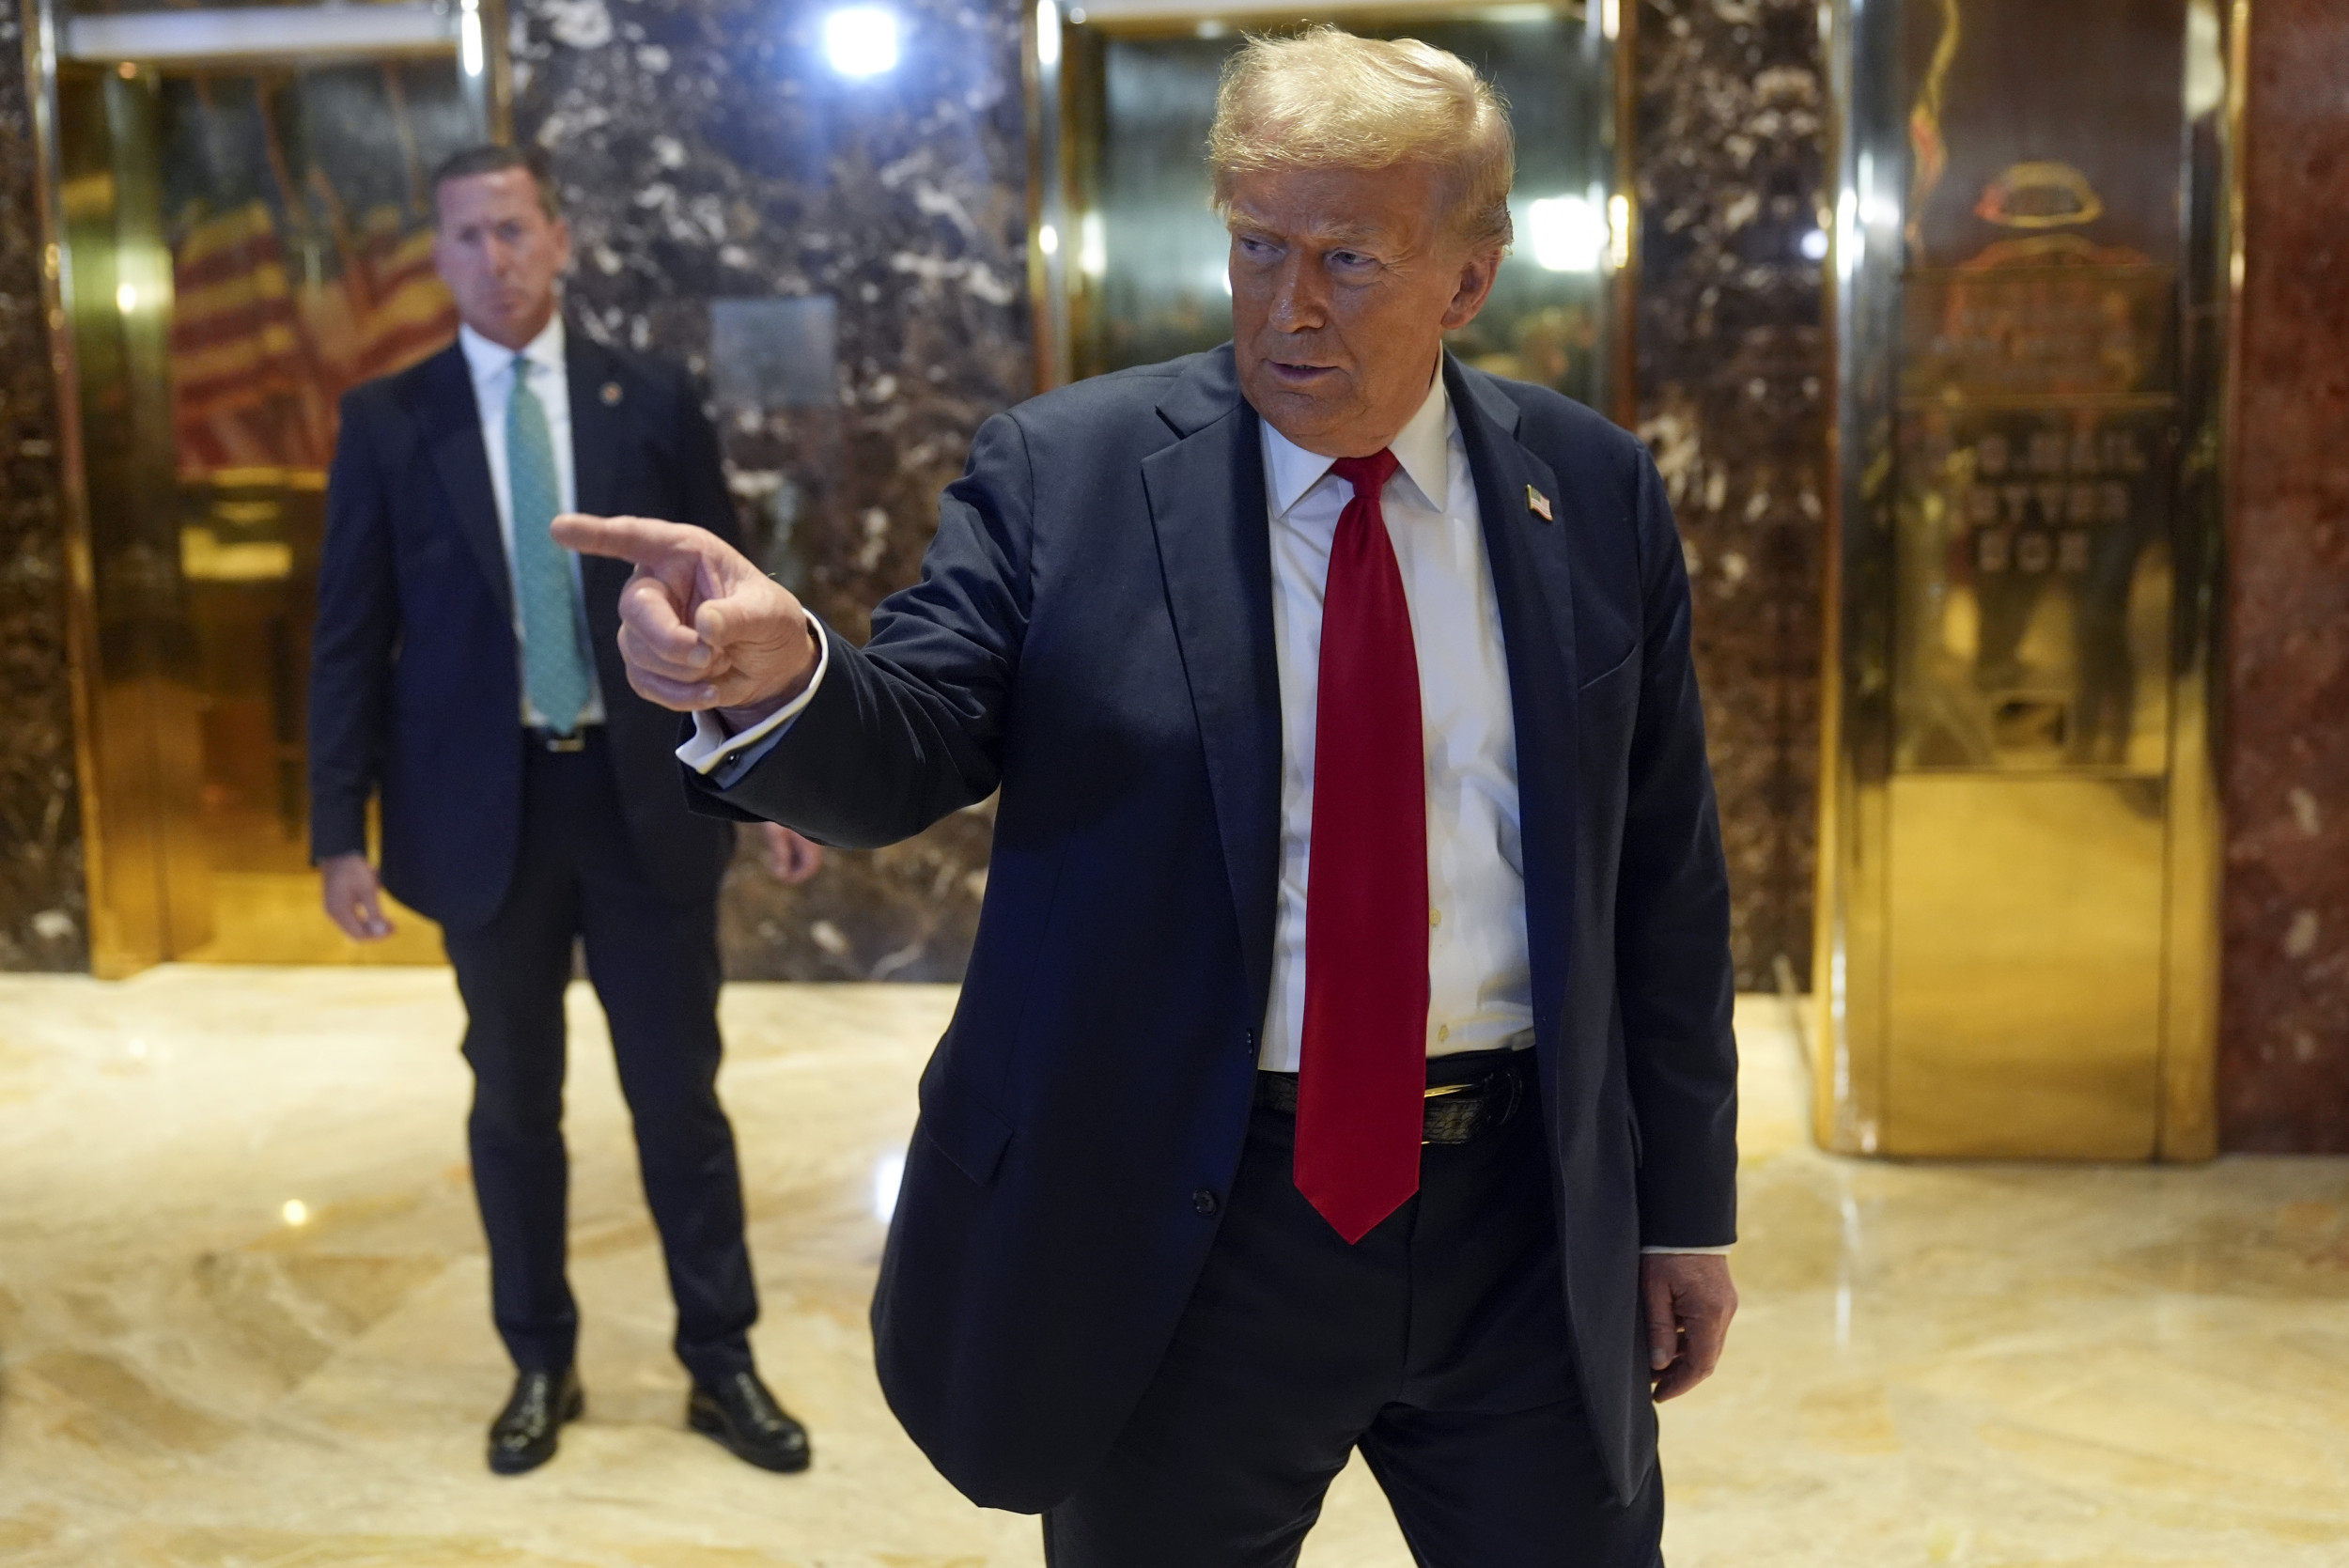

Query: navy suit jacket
[699,346,1737,1511]
[310,331,739,932]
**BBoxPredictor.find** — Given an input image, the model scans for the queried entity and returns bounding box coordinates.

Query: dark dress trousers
[698,348,1737,1525]
[309,331,755,1384]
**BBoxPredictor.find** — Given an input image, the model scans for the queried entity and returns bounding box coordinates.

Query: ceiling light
[824,7,898,77]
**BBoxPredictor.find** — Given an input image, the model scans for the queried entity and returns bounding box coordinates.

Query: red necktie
[1295,448,1429,1244]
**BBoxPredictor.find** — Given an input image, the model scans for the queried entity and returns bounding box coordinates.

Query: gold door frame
[18,0,512,977]
[1814,0,2240,1159]
[1023,0,1640,428]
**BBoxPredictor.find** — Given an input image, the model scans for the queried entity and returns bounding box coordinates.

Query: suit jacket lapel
[565,330,620,520]
[1445,356,1581,1044]
[415,343,513,623]
[563,334,633,679]
[1142,348,1283,1023]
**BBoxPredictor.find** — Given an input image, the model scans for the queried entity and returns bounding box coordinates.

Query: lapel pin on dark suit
[601,381,624,406]
[1525,484,1553,522]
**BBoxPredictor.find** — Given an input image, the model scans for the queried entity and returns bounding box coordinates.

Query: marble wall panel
[0,9,88,972]
[1632,0,1828,991]
[510,0,1031,980]
[2217,0,2349,1151]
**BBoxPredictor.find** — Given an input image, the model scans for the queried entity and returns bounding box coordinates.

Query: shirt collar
[1260,364,1454,520]
[459,312,567,392]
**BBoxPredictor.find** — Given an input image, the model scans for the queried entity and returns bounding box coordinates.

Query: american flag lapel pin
[601,381,624,406]
[1526,484,1553,521]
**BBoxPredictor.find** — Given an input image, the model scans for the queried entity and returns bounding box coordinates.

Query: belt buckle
[1421,1079,1475,1146]
[542,731,585,753]
[1419,1059,1525,1146]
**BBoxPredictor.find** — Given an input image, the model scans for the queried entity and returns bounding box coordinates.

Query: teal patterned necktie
[506,352,593,734]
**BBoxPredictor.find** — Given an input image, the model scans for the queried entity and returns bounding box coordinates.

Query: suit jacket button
[1192,1188,1219,1216]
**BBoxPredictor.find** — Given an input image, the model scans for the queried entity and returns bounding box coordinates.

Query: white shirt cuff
[676,613,830,786]
[1641,1245,1733,1255]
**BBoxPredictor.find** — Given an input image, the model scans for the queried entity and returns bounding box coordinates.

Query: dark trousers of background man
[443,730,759,1385]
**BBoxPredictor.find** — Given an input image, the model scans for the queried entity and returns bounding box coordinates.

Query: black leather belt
[525,725,598,753]
[1254,1048,1534,1145]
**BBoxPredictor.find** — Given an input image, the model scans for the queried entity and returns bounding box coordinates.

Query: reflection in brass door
[41,25,500,970]
[1030,1,1631,417]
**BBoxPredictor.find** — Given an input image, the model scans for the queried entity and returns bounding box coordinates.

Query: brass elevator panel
[1816,0,2233,1157]
[56,68,217,969]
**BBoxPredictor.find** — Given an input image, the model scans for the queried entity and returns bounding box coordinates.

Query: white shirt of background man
[458,316,608,729]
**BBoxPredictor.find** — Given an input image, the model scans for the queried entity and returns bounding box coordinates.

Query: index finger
[552,512,710,571]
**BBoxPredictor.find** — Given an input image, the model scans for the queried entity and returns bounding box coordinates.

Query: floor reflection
[0,974,2342,1565]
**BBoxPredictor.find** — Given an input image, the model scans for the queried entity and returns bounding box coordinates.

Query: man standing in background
[307,145,812,1478]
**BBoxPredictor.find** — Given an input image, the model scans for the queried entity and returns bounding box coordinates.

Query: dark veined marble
[0,8,89,972]
[2217,0,2349,1151]
[1632,0,1828,991]
[511,0,1032,980]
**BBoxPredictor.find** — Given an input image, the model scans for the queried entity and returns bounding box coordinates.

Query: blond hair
[1207,27,1516,254]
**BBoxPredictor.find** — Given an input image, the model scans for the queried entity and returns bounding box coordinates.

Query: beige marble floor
[0,973,2344,1568]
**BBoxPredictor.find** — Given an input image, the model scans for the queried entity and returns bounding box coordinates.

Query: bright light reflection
[116,283,138,314]
[459,0,485,77]
[871,1147,906,1221]
[824,7,899,77]
[1799,227,1829,261]
[1078,210,1105,278]
[1037,222,1059,256]
[1607,194,1630,272]
[1525,194,1606,272]
[282,1199,309,1227]
[1034,0,1060,67]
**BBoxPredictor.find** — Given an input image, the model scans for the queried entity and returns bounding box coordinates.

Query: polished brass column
[1815,0,2236,1158]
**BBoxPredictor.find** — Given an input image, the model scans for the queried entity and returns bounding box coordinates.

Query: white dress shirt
[1257,372,1532,1072]
[457,317,607,729]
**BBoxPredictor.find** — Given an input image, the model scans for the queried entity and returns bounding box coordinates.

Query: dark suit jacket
[699,346,1737,1512]
[310,330,739,932]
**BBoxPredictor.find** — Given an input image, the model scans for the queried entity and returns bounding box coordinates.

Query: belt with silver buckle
[526,725,593,753]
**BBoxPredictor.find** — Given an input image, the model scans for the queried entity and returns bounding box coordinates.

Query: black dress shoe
[687,1371,811,1473]
[487,1366,583,1475]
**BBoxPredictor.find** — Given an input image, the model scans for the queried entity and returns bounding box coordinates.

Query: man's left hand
[1641,1253,1736,1402]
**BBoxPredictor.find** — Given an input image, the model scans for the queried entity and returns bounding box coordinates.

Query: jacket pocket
[917,1075,1014,1188]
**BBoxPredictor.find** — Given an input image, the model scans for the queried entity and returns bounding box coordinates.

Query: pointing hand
[551,513,819,729]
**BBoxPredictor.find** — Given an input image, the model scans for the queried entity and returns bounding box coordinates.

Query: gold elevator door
[55,44,490,970]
